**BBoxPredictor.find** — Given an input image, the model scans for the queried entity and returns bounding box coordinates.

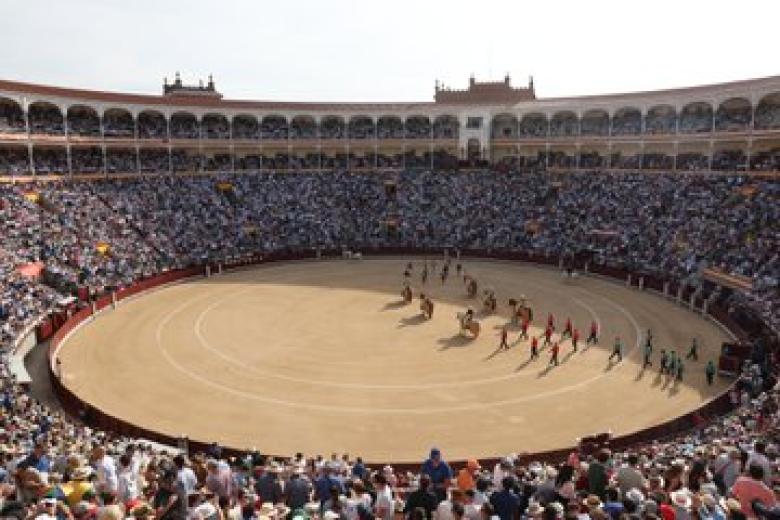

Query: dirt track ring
[59,257,730,462]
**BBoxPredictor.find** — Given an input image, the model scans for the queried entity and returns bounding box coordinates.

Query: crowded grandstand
[0,71,779,520]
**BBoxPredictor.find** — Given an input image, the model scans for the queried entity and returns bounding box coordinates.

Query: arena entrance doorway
[467,138,481,161]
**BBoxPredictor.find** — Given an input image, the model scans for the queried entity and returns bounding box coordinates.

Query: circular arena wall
[47,249,740,466]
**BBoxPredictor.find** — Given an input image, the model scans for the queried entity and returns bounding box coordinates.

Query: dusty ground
[58,257,730,463]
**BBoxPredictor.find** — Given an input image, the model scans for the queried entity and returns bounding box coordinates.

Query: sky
[1,0,777,103]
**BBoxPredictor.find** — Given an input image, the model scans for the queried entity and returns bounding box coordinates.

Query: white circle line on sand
[187,275,604,390]
[155,272,644,413]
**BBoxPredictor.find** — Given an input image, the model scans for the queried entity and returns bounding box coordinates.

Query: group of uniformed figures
[400,256,718,385]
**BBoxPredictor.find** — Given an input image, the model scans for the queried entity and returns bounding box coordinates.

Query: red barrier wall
[44,251,747,469]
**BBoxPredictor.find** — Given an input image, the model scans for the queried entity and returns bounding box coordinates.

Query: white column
[101,144,108,178]
[25,103,34,175]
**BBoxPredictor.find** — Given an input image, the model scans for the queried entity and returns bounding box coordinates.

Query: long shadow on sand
[537,364,555,378]
[515,356,538,371]
[381,300,408,311]
[437,334,473,350]
[397,314,427,328]
[483,345,511,361]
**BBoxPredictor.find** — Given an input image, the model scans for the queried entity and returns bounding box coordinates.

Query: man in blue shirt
[420,448,452,504]
[490,476,520,520]
[315,463,345,506]
[351,456,368,481]
[18,443,50,473]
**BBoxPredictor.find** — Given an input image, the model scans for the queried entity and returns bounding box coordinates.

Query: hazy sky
[1,0,777,102]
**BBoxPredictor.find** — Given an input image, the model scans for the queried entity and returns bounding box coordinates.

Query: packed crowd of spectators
[348,118,376,140]
[549,115,579,137]
[32,149,67,175]
[70,149,102,175]
[610,111,642,136]
[137,113,167,139]
[377,118,405,140]
[261,118,289,140]
[580,115,610,137]
[519,117,548,138]
[170,115,200,140]
[644,110,677,135]
[2,169,775,343]
[750,151,780,172]
[320,119,345,140]
[679,107,713,134]
[66,110,101,137]
[203,116,230,140]
[405,118,432,139]
[0,168,779,519]
[0,101,26,133]
[755,101,780,131]
[0,343,777,520]
[716,106,752,133]
[27,105,64,135]
[106,150,138,174]
[103,111,135,138]
[0,148,30,175]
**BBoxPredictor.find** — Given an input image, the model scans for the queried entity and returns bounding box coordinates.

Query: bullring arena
[56,256,730,462]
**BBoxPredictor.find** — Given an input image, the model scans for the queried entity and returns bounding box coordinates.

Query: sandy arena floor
[58,257,731,462]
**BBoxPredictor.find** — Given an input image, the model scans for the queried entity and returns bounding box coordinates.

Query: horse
[508,298,533,324]
[457,312,481,338]
[419,294,434,319]
[464,275,478,298]
[401,285,413,304]
[482,289,497,313]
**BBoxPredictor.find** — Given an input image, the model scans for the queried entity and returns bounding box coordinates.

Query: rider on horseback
[461,308,475,328]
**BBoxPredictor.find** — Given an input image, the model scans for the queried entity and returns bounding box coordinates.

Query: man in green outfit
[706,360,716,385]
[686,337,699,361]
[643,342,653,368]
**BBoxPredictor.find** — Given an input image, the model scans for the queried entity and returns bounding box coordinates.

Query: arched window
[261,115,289,139]
[405,116,432,139]
[755,93,780,130]
[377,116,403,139]
[519,113,548,137]
[550,111,578,137]
[679,102,713,133]
[137,110,166,139]
[433,115,459,139]
[0,97,25,133]
[611,107,641,136]
[580,110,609,136]
[491,114,518,139]
[645,105,677,134]
[232,115,259,139]
[348,116,375,139]
[320,116,346,139]
[103,108,134,137]
[67,105,101,136]
[170,112,199,139]
[28,102,64,134]
[202,113,230,139]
